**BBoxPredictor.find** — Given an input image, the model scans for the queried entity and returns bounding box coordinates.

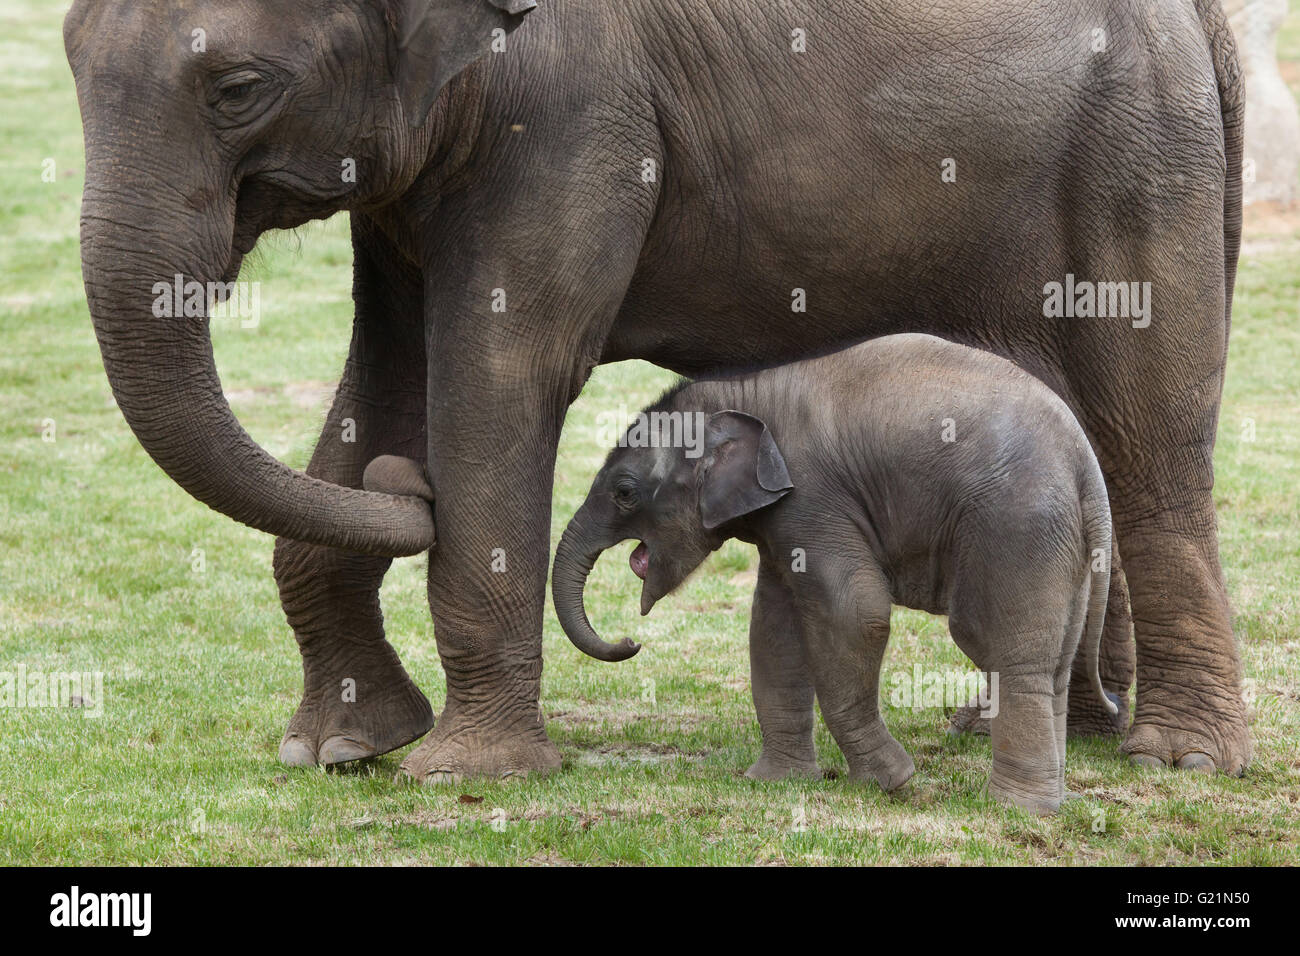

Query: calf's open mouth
[630,542,649,579]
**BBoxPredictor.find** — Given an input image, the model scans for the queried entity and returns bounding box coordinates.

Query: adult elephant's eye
[222,82,257,101]
[217,72,263,104]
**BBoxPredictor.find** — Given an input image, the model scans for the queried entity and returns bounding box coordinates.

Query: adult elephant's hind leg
[1057,30,1247,771]
[1073,264,1247,774]
[1116,506,1247,774]
[273,218,433,767]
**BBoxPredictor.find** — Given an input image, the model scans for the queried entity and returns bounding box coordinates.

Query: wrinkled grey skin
[65,0,1246,780]
[555,334,1119,813]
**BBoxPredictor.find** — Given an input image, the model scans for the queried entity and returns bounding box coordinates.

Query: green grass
[1,0,1297,865]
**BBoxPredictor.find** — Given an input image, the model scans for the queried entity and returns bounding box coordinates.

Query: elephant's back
[808,333,1097,485]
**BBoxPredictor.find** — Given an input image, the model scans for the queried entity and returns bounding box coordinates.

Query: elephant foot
[279,645,433,768]
[989,776,1062,816]
[846,738,915,793]
[1121,706,1249,776]
[946,698,992,737]
[1066,688,1128,738]
[744,752,820,781]
[397,712,561,783]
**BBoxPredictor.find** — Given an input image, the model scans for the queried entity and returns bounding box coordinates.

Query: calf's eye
[613,483,638,508]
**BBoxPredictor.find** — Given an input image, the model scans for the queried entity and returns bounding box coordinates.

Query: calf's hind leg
[987,666,1064,814]
[949,540,1131,739]
[1055,580,1092,800]
[949,563,1079,814]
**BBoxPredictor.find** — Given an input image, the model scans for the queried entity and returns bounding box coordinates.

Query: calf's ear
[699,410,793,531]
[389,0,537,128]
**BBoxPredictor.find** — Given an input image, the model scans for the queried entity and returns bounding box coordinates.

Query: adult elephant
[65,0,1248,779]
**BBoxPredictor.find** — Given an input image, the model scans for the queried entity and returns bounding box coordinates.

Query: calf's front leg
[745,555,819,780]
[788,555,913,791]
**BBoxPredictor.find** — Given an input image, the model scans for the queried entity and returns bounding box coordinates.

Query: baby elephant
[554,333,1117,814]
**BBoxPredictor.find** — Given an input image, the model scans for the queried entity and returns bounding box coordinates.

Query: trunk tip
[606,638,641,662]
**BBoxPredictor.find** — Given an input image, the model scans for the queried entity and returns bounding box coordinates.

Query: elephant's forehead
[77,0,323,73]
[648,446,675,487]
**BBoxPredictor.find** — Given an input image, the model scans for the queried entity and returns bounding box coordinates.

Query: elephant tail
[1081,454,1118,717]
[1195,0,1244,340]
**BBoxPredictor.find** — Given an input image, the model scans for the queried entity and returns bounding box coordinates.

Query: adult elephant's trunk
[552,507,640,662]
[77,170,435,558]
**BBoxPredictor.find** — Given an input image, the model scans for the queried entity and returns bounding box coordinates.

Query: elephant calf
[554,333,1117,814]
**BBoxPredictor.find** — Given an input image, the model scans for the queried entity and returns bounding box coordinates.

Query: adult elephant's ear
[391,0,538,127]
[699,411,794,531]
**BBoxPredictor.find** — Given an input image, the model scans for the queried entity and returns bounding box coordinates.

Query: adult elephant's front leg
[398,352,575,781]
[273,218,433,767]
[395,116,654,779]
